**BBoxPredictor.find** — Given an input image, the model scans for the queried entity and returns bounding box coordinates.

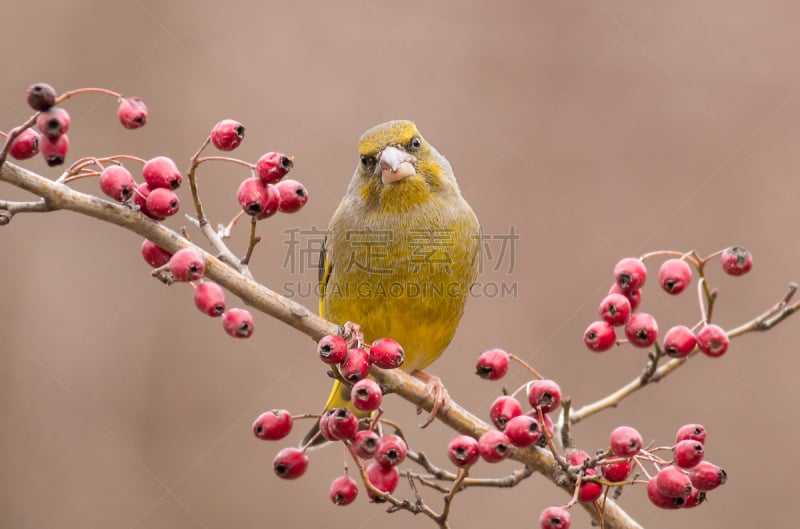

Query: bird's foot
[342,321,364,348]
[412,370,450,428]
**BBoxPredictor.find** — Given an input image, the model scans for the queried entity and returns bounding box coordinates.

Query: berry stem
[54,87,122,105]
[639,250,700,267]
[559,398,574,449]
[240,216,261,266]
[187,137,211,226]
[508,353,544,380]
[196,155,256,170]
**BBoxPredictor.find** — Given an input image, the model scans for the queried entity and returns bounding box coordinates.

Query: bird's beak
[377,145,416,185]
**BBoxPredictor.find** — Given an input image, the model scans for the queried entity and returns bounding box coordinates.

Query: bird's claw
[342,321,364,348]
[413,371,450,428]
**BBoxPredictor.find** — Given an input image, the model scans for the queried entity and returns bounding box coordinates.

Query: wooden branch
[0,160,642,529]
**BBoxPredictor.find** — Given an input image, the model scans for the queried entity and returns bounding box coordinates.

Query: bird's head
[352,120,457,211]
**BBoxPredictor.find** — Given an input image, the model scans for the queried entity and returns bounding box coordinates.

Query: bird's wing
[318,233,331,319]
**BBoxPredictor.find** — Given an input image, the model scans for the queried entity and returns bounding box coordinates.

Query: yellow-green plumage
[319,120,480,415]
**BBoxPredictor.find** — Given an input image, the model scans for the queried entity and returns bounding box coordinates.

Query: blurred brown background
[2,1,799,528]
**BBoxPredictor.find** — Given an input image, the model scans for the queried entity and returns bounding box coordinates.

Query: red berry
[504,415,541,447]
[688,461,726,491]
[369,338,405,369]
[145,187,180,218]
[272,447,308,479]
[696,324,729,357]
[539,506,571,529]
[583,321,616,352]
[210,119,245,151]
[376,435,407,468]
[656,466,692,498]
[39,133,69,166]
[340,347,370,383]
[675,423,706,445]
[601,460,633,482]
[475,348,509,380]
[317,335,348,365]
[658,259,692,295]
[133,183,165,220]
[663,325,697,358]
[318,411,334,441]
[353,430,380,459]
[117,97,148,129]
[140,239,172,268]
[8,128,40,160]
[577,469,603,503]
[252,409,292,440]
[256,152,294,184]
[365,462,400,500]
[99,165,136,202]
[683,487,706,508]
[143,156,182,190]
[624,312,658,347]
[527,379,562,414]
[489,395,522,430]
[194,281,226,317]
[223,308,254,338]
[609,426,643,457]
[598,293,631,326]
[478,430,511,463]
[327,408,359,441]
[447,435,480,468]
[329,475,358,506]
[169,248,205,281]
[26,83,56,112]
[36,107,70,139]
[275,179,308,213]
[721,246,752,276]
[647,477,684,509]
[614,257,647,292]
[609,283,642,311]
[674,439,704,469]
[351,378,382,412]
[236,178,279,218]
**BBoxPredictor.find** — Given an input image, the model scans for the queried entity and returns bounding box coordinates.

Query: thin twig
[240,216,261,266]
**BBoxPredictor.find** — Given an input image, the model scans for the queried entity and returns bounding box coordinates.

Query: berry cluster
[6,83,147,166]
[472,347,726,526]
[140,242,254,338]
[252,334,406,505]
[583,247,752,357]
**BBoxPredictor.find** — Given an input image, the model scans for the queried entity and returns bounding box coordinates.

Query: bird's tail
[300,379,369,447]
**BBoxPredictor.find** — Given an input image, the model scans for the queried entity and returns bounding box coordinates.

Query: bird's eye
[409,136,422,150]
[360,155,374,168]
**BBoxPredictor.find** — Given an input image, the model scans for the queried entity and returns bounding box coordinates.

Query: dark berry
[26,83,56,111]
[721,246,752,276]
[40,133,69,166]
[36,107,70,139]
